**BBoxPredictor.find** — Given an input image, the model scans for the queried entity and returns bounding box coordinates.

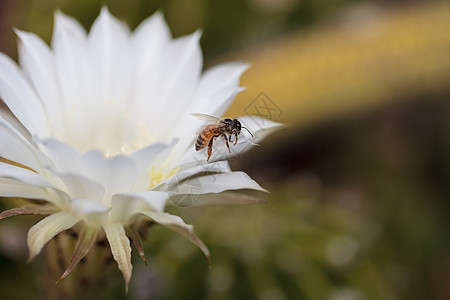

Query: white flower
[0,8,281,289]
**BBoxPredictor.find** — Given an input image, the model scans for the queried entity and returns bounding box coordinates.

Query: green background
[0,0,449,299]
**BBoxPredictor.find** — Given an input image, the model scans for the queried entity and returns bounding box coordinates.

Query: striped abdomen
[195,125,220,151]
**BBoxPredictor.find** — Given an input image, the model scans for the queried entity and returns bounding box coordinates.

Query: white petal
[110,191,169,223]
[52,10,91,108]
[0,113,31,144]
[238,115,284,134]
[38,139,109,189]
[15,30,63,129]
[37,138,82,172]
[141,211,190,229]
[103,223,132,291]
[171,171,267,195]
[53,10,87,39]
[129,139,180,191]
[140,211,210,262]
[0,119,49,172]
[191,192,267,206]
[132,11,171,78]
[196,62,249,112]
[107,155,138,197]
[153,160,231,190]
[54,173,105,202]
[39,139,142,205]
[80,151,109,185]
[0,162,56,188]
[169,61,248,157]
[71,198,110,215]
[0,178,70,208]
[129,142,174,190]
[159,31,202,105]
[27,211,80,260]
[0,178,54,200]
[87,7,132,104]
[210,86,246,119]
[138,31,202,140]
[131,11,170,114]
[0,107,31,142]
[0,53,48,136]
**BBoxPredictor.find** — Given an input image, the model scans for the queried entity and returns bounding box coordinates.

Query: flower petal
[0,112,32,144]
[71,198,110,216]
[110,191,170,223]
[0,178,70,208]
[139,31,202,141]
[58,224,99,282]
[39,139,140,205]
[103,223,132,292]
[238,115,284,136]
[0,124,46,173]
[0,178,53,199]
[107,155,138,199]
[171,171,268,195]
[140,211,210,264]
[189,192,267,206]
[196,62,249,104]
[153,160,231,191]
[0,204,58,220]
[87,7,132,104]
[0,53,48,136]
[38,139,109,188]
[0,106,31,141]
[27,211,80,261]
[15,29,63,130]
[132,11,170,79]
[125,226,147,265]
[129,142,175,190]
[0,162,57,189]
[131,11,171,117]
[52,10,91,108]
[57,173,105,203]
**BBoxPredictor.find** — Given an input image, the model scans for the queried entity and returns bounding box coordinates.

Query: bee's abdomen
[195,127,218,151]
[195,132,209,151]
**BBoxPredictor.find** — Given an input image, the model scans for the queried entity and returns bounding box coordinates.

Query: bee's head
[232,119,242,133]
[223,118,233,125]
[234,119,254,138]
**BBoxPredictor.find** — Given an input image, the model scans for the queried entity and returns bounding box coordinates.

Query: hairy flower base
[44,228,129,298]
[26,216,157,298]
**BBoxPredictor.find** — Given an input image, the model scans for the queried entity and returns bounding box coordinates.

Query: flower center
[148,158,179,189]
[54,102,154,157]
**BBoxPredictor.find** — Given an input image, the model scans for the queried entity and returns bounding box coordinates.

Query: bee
[192,113,253,161]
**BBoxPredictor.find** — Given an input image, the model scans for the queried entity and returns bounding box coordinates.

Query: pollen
[148,157,179,189]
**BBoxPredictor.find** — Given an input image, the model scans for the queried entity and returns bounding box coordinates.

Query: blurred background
[0,0,449,299]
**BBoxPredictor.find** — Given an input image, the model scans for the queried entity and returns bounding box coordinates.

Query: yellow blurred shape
[227,2,450,127]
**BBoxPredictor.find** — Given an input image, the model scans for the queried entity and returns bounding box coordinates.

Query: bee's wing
[195,124,210,135]
[191,113,220,122]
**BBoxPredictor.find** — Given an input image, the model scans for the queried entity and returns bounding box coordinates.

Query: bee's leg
[222,135,231,153]
[207,138,214,161]
[234,132,238,145]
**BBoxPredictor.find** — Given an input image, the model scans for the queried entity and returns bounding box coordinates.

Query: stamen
[148,157,179,189]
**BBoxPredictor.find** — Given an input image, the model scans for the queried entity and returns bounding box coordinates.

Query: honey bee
[192,113,253,161]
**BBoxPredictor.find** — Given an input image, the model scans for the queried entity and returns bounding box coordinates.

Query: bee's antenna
[242,127,254,137]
